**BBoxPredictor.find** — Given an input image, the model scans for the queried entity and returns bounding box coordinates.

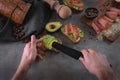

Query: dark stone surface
[0,0,120,80]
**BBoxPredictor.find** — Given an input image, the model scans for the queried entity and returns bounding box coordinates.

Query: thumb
[31,35,37,48]
[79,57,85,63]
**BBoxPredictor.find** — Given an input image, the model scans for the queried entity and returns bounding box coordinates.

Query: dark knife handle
[52,42,83,60]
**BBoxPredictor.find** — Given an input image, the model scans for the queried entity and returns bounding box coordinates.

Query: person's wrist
[18,59,33,71]
[12,63,30,80]
[96,68,116,80]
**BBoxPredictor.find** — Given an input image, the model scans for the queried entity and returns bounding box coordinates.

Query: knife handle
[52,42,83,60]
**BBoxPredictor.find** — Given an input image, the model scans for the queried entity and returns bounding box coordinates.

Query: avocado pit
[50,24,56,29]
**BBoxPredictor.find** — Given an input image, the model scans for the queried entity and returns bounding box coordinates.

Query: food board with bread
[82,0,120,42]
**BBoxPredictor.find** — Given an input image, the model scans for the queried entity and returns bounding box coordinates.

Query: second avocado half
[45,21,62,32]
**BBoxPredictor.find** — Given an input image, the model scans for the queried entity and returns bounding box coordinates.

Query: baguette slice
[63,0,85,11]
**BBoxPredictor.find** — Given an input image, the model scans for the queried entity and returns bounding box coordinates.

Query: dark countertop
[0,0,120,80]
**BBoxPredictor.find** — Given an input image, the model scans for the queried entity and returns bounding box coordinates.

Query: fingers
[37,54,43,60]
[38,48,45,55]
[81,49,89,57]
[37,47,46,60]
[31,35,37,48]
[87,49,95,54]
[30,35,37,60]
[79,49,96,62]
[37,42,46,51]
[79,57,85,64]
[79,49,89,63]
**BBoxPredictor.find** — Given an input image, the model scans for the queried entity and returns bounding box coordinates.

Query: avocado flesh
[42,35,58,50]
[68,34,76,42]
[78,28,84,38]
[45,22,62,32]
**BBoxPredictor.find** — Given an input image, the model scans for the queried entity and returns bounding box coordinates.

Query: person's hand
[36,36,47,61]
[79,49,116,80]
[20,35,37,67]
[12,35,38,80]
[12,35,46,80]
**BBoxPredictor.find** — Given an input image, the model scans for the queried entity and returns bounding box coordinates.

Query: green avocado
[42,35,58,50]
[45,21,62,32]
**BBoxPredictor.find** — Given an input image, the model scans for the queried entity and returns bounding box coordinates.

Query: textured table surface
[0,0,120,80]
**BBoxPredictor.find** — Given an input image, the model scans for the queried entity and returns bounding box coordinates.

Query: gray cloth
[0,0,52,42]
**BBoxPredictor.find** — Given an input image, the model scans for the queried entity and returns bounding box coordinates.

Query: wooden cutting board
[82,0,120,42]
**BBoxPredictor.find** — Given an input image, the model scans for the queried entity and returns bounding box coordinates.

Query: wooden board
[82,0,120,42]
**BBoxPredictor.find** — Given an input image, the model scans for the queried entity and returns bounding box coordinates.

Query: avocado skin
[45,21,62,32]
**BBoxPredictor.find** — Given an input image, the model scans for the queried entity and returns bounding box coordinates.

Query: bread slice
[63,0,85,11]
[61,23,84,43]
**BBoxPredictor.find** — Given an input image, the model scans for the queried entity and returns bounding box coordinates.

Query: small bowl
[84,7,99,19]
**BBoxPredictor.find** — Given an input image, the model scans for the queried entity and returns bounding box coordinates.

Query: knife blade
[52,42,83,60]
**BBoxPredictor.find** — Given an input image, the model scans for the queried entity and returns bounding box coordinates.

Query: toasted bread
[61,23,84,43]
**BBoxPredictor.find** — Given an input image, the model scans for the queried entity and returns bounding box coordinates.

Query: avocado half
[45,21,62,32]
[40,35,62,51]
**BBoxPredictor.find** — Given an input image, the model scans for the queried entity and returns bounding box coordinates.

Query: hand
[79,49,116,80]
[12,35,38,80]
[20,35,37,67]
[36,36,47,61]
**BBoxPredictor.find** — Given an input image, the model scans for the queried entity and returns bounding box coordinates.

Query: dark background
[0,0,120,80]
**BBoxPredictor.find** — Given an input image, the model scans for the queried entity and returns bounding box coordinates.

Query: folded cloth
[0,0,52,42]
[0,0,31,25]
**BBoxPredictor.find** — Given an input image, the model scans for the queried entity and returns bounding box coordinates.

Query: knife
[52,42,83,60]
[52,42,113,67]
